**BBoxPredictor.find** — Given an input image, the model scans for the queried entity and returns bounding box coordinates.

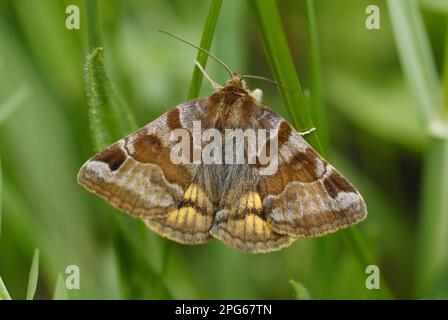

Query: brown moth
[77,70,367,253]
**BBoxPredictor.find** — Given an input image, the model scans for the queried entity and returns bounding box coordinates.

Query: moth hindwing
[78,73,367,253]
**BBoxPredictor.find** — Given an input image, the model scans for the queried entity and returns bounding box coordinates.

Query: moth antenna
[298,127,316,136]
[240,75,291,91]
[193,60,223,90]
[159,30,233,77]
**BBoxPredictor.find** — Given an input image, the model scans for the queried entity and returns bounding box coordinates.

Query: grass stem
[388,0,448,298]
[250,0,322,152]
[306,0,329,155]
[0,276,11,300]
[26,248,39,300]
[188,0,223,99]
[86,0,103,49]
[0,155,2,239]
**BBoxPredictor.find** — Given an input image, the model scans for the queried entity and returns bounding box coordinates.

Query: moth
[78,36,367,254]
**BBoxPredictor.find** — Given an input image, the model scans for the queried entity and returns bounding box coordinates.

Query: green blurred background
[1,0,448,299]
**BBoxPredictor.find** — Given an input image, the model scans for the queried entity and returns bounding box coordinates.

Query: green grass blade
[388,0,448,298]
[85,2,137,150]
[0,85,30,125]
[86,0,103,49]
[413,22,448,298]
[388,0,443,124]
[114,221,174,299]
[289,279,311,300]
[26,248,39,300]
[306,0,329,154]
[187,0,223,99]
[84,48,138,151]
[418,138,448,298]
[0,275,11,300]
[249,0,321,152]
[53,274,68,300]
[0,155,2,239]
[444,25,448,115]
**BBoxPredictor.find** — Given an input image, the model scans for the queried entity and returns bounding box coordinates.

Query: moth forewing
[258,118,367,238]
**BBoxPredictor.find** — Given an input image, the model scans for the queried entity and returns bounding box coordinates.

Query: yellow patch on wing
[237,192,263,214]
[146,205,212,245]
[183,184,196,201]
[210,210,292,253]
[183,184,211,212]
[145,183,215,244]
[165,206,200,229]
[223,214,273,241]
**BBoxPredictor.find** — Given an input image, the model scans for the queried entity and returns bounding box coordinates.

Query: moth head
[211,73,266,108]
[224,72,248,90]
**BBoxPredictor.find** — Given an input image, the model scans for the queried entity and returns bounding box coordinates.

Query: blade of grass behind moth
[444,24,448,116]
[388,0,448,298]
[84,47,137,150]
[114,220,174,299]
[415,22,448,299]
[289,279,311,300]
[86,0,103,50]
[306,0,329,155]
[0,155,2,239]
[85,1,137,150]
[418,138,448,298]
[53,274,68,300]
[26,248,39,300]
[187,0,223,100]
[305,1,336,295]
[0,85,30,238]
[0,85,30,126]
[388,0,442,123]
[0,275,11,300]
[249,0,321,152]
